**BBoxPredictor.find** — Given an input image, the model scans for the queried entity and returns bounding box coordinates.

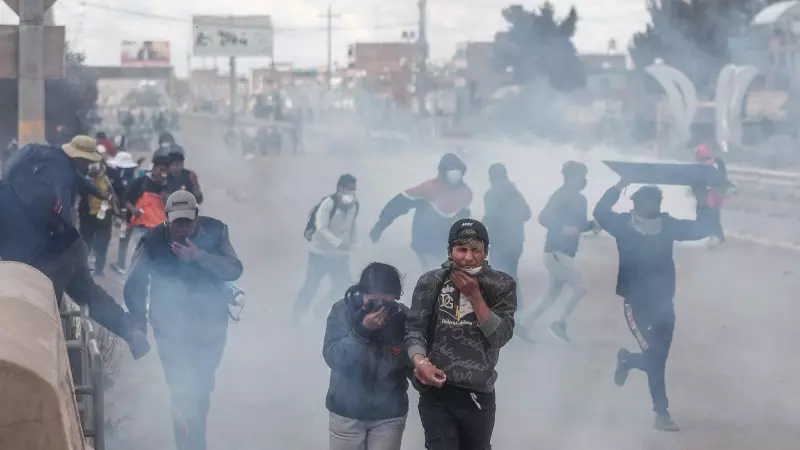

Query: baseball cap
[164,190,198,222]
[448,218,490,247]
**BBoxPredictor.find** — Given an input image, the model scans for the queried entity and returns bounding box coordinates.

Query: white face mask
[340,193,355,204]
[463,266,483,276]
[445,170,463,184]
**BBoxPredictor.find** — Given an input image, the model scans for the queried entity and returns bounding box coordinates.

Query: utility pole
[320,5,340,87]
[19,0,46,145]
[415,0,428,116]
[228,56,236,127]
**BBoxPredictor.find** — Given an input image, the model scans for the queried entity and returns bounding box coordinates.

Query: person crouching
[323,262,410,450]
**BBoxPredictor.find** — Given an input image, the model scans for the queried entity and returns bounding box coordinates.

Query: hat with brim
[107,151,138,169]
[165,190,198,222]
[62,135,102,162]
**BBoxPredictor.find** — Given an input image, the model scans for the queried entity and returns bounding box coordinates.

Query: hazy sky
[0,0,648,76]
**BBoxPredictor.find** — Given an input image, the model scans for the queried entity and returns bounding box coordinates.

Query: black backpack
[303,195,359,241]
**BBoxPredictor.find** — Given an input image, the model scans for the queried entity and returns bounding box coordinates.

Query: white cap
[107,151,138,169]
[164,190,198,221]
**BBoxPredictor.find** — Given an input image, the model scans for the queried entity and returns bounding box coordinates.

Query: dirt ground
[98,126,800,450]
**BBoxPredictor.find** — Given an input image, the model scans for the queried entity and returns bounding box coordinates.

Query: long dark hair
[344,262,403,302]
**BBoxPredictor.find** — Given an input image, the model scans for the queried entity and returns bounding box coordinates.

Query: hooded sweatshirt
[406,263,517,393]
[373,154,472,256]
[593,186,709,318]
[309,195,359,257]
[483,179,531,250]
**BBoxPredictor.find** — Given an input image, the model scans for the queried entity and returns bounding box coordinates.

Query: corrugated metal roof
[752,1,800,25]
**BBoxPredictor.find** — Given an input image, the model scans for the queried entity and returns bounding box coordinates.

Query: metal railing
[61,304,105,450]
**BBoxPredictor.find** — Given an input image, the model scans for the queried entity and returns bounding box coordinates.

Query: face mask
[463,266,483,276]
[445,170,462,184]
[340,193,355,204]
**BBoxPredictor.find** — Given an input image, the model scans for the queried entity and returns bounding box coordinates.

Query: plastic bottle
[97,200,109,220]
[225,281,245,307]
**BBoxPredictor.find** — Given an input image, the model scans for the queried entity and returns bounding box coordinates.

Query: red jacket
[98,139,117,157]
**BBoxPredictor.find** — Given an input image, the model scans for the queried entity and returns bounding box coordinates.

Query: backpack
[303,195,359,241]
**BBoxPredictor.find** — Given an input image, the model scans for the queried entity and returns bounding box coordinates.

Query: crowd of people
[0,125,730,449]
[297,146,728,449]
[0,129,242,450]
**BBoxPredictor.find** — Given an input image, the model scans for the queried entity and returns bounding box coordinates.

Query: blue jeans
[329,412,407,450]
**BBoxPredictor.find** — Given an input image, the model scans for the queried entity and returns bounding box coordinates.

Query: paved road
[101,130,800,449]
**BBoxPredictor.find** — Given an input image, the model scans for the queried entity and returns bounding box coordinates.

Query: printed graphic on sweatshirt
[437,284,476,325]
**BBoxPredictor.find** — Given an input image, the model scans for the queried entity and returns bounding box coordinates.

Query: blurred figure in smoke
[111,149,170,275]
[370,153,472,271]
[692,144,729,248]
[95,131,117,157]
[323,262,410,450]
[593,179,710,432]
[164,144,204,204]
[516,161,597,343]
[78,159,118,276]
[482,163,531,280]
[407,219,516,450]
[124,191,243,450]
[294,174,360,321]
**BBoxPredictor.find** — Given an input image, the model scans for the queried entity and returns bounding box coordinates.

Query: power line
[70,1,417,32]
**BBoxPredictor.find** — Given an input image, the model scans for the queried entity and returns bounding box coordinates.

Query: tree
[629,0,783,94]
[0,44,98,146]
[493,2,586,91]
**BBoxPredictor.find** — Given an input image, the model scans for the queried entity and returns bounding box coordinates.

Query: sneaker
[654,412,680,432]
[515,325,536,344]
[111,264,126,275]
[614,348,632,387]
[549,321,570,342]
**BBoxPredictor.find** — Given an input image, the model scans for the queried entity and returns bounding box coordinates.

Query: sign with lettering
[192,15,273,57]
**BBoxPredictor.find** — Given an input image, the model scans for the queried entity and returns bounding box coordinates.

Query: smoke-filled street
[96,120,800,450]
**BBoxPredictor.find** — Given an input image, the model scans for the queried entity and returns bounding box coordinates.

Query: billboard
[193,15,273,57]
[121,40,171,67]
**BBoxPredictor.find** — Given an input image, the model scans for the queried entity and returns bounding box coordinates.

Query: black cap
[448,218,489,247]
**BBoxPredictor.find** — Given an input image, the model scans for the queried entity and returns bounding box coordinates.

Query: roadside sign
[0,25,65,78]
[192,15,273,57]
[2,0,57,15]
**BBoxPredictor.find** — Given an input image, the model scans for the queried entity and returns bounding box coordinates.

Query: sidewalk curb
[725,231,800,252]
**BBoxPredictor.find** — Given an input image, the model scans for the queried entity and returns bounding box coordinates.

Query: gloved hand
[127,328,151,360]
[369,225,383,243]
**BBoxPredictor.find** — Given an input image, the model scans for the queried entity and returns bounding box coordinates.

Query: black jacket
[482,180,531,251]
[374,177,471,256]
[539,185,594,257]
[123,217,243,339]
[323,294,411,421]
[593,186,709,318]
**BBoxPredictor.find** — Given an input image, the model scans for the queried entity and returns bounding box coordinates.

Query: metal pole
[416,0,428,116]
[229,56,236,127]
[19,0,47,145]
[326,5,332,86]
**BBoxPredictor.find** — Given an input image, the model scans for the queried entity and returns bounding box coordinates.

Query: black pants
[418,384,496,450]
[154,329,227,450]
[37,237,132,340]
[293,252,351,319]
[80,214,112,273]
[623,301,675,413]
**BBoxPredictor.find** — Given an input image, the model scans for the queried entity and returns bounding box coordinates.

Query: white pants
[329,412,407,450]
[524,252,588,325]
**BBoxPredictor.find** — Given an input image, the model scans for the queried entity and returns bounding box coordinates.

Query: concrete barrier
[0,262,85,450]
